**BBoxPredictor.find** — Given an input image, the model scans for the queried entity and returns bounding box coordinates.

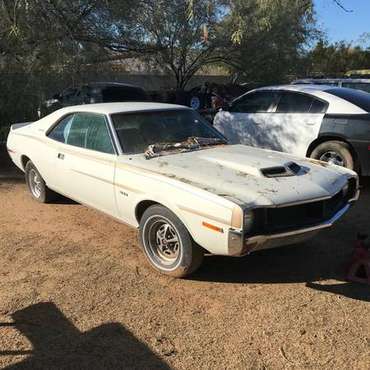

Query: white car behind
[214,84,370,175]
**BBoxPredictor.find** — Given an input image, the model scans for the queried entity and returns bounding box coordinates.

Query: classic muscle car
[7,103,359,277]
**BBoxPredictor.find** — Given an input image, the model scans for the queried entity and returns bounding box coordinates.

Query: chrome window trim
[106,113,123,155]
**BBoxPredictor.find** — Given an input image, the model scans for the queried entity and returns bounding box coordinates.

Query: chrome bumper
[228,203,351,256]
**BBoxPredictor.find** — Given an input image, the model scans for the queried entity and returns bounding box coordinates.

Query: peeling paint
[126,144,353,208]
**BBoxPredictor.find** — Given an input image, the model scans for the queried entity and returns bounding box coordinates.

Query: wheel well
[135,200,159,223]
[20,155,31,170]
[306,136,359,167]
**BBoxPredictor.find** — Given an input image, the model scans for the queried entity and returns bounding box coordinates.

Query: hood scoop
[261,162,303,178]
[202,154,306,178]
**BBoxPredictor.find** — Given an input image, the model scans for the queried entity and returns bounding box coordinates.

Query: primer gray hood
[127,145,353,207]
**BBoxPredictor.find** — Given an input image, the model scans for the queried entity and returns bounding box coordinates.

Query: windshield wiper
[191,136,227,147]
[144,136,227,159]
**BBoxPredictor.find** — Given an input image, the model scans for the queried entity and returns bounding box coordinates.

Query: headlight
[243,210,254,232]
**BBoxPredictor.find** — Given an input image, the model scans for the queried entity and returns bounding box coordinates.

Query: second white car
[214,84,370,175]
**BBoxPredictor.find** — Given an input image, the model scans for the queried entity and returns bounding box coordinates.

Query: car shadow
[0,302,170,369]
[52,195,78,205]
[306,282,370,302]
[190,177,370,302]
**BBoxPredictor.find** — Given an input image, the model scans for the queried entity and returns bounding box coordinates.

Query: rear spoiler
[10,122,34,131]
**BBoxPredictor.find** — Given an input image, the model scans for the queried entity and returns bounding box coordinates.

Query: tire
[310,141,355,171]
[139,205,204,278]
[25,161,56,203]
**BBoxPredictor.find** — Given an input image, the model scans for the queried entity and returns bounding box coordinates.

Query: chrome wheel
[319,151,345,167]
[147,217,180,266]
[28,169,42,198]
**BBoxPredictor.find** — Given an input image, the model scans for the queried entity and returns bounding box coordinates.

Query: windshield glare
[111,109,225,154]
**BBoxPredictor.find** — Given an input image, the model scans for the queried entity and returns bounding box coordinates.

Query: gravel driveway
[0,171,369,369]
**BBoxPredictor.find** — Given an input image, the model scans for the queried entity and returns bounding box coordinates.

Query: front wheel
[139,205,204,278]
[310,141,355,171]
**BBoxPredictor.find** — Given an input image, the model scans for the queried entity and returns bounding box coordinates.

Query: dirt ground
[0,156,369,369]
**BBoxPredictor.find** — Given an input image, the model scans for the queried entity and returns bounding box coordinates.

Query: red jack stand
[347,233,370,285]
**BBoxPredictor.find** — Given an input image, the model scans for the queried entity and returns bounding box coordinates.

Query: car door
[213,90,279,148]
[48,112,118,216]
[265,91,328,157]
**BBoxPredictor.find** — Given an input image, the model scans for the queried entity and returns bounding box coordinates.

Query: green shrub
[0,126,10,143]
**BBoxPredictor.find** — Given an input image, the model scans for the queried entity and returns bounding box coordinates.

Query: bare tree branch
[332,0,353,13]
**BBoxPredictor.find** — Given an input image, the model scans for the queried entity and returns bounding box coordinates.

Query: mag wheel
[139,205,204,278]
[25,161,56,203]
[311,141,355,171]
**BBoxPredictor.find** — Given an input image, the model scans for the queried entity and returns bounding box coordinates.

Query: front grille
[252,179,356,235]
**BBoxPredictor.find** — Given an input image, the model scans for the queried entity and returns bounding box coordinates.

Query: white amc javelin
[7,103,359,277]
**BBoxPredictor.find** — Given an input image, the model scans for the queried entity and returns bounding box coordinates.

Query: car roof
[52,102,189,116]
[34,103,192,131]
[293,78,370,83]
[87,82,145,89]
[235,84,368,115]
[253,84,335,94]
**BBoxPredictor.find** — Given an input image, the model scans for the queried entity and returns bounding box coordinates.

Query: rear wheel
[139,205,204,278]
[25,161,56,203]
[310,141,355,171]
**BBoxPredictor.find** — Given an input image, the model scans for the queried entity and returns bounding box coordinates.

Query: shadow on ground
[0,302,170,369]
[306,282,370,302]
[190,178,370,302]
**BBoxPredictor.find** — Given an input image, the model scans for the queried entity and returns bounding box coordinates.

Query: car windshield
[111,109,227,156]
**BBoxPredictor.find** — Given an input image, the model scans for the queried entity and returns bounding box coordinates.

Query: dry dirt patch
[0,179,369,369]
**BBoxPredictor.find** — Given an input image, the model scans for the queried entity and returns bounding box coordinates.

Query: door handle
[57,153,65,160]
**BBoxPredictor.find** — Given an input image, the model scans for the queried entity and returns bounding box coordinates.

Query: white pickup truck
[7,103,359,277]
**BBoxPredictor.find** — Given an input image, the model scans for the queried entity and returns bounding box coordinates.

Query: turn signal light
[202,221,224,233]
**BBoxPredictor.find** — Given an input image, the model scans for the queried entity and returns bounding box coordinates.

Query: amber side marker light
[202,221,224,233]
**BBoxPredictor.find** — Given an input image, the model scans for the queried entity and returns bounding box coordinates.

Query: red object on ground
[347,236,370,285]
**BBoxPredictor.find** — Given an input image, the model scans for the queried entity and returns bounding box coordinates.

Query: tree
[0,0,129,71]
[103,0,227,88]
[220,0,317,84]
[305,39,370,77]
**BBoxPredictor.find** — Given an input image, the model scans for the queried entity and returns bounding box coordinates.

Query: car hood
[124,145,353,207]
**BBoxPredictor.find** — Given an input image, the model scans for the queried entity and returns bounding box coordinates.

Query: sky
[314,0,370,45]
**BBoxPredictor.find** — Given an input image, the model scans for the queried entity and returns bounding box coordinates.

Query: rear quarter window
[327,88,370,112]
[341,82,370,94]
[276,92,327,114]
